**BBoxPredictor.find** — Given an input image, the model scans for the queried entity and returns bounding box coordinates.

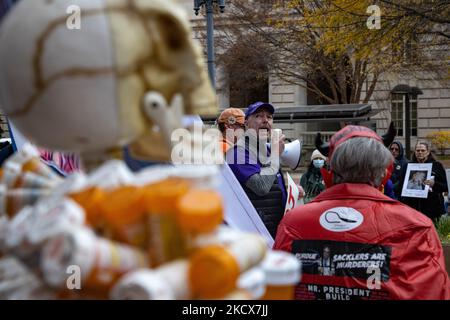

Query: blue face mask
[313,159,325,168]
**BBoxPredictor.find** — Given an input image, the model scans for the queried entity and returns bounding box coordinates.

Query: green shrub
[435,216,450,245]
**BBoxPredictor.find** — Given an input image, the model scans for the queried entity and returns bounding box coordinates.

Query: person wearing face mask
[300,149,327,204]
[401,141,448,220]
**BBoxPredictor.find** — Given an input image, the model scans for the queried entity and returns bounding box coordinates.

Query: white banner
[218,163,274,247]
[284,172,300,215]
[7,120,29,151]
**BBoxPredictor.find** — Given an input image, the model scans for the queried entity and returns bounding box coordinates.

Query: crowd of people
[217,102,450,300]
[1,101,448,300]
[217,103,449,224]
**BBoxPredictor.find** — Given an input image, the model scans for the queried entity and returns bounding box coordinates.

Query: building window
[391,93,418,137]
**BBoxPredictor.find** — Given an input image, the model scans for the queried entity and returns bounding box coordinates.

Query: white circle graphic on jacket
[319,207,364,232]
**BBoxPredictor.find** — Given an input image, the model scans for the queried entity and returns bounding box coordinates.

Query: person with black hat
[226,101,287,238]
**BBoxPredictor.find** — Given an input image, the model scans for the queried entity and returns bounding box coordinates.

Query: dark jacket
[401,158,448,220]
[389,141,409,199]
[300,166,325,204]
[242,176,286,239]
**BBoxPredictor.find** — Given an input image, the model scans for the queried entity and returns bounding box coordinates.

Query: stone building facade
[180,1,450,155]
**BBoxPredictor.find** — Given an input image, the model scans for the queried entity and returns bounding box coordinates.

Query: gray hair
[331,137,393,187]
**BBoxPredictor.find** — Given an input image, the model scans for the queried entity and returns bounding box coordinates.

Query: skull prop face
[0,0,217,164]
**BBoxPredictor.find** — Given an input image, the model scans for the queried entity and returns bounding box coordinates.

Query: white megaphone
[281,139,302,170]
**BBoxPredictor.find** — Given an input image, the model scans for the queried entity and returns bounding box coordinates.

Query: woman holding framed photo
[401,141,448,220]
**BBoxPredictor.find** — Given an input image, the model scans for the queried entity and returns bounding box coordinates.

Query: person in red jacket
[274,125,450,300]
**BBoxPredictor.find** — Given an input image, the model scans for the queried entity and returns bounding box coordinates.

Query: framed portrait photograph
[401,163,433,198]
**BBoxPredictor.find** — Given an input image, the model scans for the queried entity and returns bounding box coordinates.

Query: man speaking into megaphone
[226,101,304,238]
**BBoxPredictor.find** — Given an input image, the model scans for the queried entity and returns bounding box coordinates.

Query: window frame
[391,93,418,138]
